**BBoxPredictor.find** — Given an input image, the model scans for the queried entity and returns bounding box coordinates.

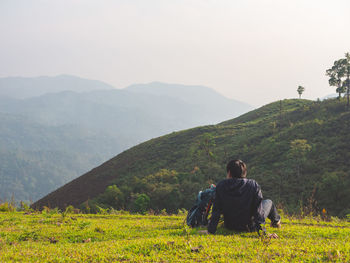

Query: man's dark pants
[261,199,281,223]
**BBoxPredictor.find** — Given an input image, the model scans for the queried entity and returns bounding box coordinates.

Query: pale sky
[1,0,350,107]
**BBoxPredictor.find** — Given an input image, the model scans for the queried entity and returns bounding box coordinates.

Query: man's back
[208,178,264,233]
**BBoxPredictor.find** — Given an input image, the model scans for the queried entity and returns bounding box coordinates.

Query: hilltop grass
[0,211,349,262]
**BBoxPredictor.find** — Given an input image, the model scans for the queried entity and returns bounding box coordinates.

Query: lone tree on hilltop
[297,86,305,99]
[326,53,350,107]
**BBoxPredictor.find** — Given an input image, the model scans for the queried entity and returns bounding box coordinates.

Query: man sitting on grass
[208,159,281,236]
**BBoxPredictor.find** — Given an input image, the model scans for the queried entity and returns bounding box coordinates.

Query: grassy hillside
[33,98,350,217]
[0,211,349,262]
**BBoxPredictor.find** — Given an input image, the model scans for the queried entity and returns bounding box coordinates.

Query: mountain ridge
[0,76,252,202]
[0,75,115,99]
[125,82,251,109]
[32,98,350,216]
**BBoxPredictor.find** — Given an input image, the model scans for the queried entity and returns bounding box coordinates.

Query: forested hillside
[0,112,124,201]
[33,98,350,217]
[0,76,251,202]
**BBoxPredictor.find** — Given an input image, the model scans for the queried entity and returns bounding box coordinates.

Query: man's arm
[208,191,221,234]
[253,185,266,235]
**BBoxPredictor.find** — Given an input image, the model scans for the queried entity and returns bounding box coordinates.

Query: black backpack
[186,185,216,227]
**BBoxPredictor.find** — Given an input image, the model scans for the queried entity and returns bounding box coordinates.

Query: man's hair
[226,159,247,178]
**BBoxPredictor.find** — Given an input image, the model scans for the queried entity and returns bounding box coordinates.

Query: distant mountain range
[33,98,350,217]
[0,75,113,99]
[0,75,252,202]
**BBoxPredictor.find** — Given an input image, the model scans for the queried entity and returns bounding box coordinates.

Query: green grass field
[0,211,349,262]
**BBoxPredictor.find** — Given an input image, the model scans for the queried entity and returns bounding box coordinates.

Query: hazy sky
[1,0,350,107]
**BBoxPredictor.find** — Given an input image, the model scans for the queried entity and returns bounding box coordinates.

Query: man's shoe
[271,219,281,228]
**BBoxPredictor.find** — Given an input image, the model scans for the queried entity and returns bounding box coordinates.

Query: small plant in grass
[95,205,110,215]
[60,205,76,220]
[78,221,91,229]
[0,202,16,212]
[18,231,39,242]
[177,208,187,216]
[18,201,33,213]
[160,209,168,216]
[94,226,104,233]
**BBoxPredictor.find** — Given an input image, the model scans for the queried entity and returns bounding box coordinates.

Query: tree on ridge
[326,53,350,107]
[297,86,305,99]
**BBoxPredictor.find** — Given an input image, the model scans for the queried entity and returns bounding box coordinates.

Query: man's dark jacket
[208,177,265,234]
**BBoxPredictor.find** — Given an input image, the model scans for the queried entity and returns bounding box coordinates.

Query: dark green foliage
[326,53,350,100]
[133,194,150,214]
[316,171,350,217]
[95,185,124,209]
